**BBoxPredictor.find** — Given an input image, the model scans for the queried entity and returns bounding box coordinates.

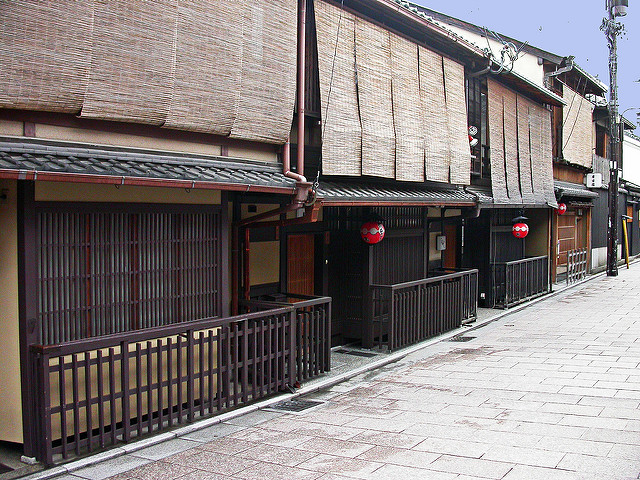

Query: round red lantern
[361,221,385,244]
[512,223,529,239]
[558,203,567,215]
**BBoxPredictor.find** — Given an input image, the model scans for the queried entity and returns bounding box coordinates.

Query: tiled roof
[554,180,599,200]
[317,181,476,206]
[0,136,296,192]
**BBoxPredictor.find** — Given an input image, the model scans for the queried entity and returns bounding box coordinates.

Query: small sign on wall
[586,173,603,188]
[436,235,447,251]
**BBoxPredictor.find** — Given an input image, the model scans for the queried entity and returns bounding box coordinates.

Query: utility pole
[603,0,628,276]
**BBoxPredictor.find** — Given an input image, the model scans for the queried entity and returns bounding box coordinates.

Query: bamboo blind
[419,46,450,184]
[164,0,243,136]
[391,36,424,182]
[315,1,362,176]
[315,0,470,184]
[516,96,536,205]
[562,84,594,169]
[443,57,471,185]
[488,80,509,203]
[230,0,297,144]
[488,78,556,206]
[1,0,296,145]
[355,17,395,178]
[0,0,92,113]
[81,0,176,126]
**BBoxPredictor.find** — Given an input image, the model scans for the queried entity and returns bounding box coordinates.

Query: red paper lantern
[360,221,385,244]
[512,223,529,238]
[558,203,567,215]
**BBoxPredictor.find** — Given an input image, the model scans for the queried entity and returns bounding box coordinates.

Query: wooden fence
[368,269,478,351]
[491,256,549,308]
[29,304,321,465]
[567,248,588,284]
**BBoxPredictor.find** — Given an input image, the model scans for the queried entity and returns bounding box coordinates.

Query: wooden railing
[567,248,588,284]
[492,256,549,308]
[368,269,478,351]
[240,294,332,383]
[29,307,299,466]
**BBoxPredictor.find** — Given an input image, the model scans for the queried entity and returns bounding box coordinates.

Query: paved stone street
[53,267,640,480]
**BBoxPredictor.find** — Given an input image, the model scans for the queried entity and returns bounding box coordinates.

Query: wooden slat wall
[391,37,423,182]
[1,0,296,145]
[356,18,395,178]
[315,1,362,176]
[230,0,298,143]
[36,210,222,345]
[419,46,449,184]
[488,78,556,206]
[443,57,471,185]
[562,84,594,169]
[0,0,92,113]
[315,0,470,185]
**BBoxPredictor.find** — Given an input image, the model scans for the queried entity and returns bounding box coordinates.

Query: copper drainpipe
[232,0,311,314]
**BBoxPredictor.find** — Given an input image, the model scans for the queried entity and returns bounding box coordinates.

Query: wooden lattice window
[35,206,223,344]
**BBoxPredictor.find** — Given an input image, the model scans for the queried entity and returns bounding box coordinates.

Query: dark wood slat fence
[241,294,331,383]
[567,248,588,284]
[29,307,297,466]
[491,255,549,308]
[368,269,478,351]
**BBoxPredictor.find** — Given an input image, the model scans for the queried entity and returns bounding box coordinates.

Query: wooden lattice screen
[35,208,223,345]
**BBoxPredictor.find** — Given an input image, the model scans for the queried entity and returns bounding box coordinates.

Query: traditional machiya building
[0,0,566,467]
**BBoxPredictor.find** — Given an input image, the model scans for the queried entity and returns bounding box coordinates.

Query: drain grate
[335,349,378,358]
[268,399,324,413]
[449,336,476,342]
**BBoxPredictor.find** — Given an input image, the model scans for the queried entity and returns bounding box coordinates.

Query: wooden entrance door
[287,234,315,295]
[557,212,576,266]
[444,224,457,269]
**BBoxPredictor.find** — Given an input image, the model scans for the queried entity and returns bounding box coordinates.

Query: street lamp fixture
[603,0,629,277]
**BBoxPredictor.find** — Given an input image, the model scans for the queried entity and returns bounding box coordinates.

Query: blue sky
[414,1,640,131]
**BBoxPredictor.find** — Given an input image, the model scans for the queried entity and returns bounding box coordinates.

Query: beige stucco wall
[0,179,23,443]
[35,182,221,205]
[250,241,280,286]
[525,209,550,258]
[0,123,280,164]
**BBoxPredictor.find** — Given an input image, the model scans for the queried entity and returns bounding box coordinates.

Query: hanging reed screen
[35,207,223,345]
[488,79,556,206]
[562,84,595,169]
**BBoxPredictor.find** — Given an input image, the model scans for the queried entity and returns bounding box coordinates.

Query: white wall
[623,132,640,185]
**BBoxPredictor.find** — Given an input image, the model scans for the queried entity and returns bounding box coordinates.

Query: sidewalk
[25,266,640,480]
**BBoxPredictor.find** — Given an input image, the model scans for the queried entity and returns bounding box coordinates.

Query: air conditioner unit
[586,173,603,188]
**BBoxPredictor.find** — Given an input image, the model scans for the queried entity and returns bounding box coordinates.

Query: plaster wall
[623,133,640,185]
[0,179,23,443]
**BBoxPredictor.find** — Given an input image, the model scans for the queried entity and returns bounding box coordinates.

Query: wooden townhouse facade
[0,0,576,467]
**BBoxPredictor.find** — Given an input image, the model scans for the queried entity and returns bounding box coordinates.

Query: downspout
[232,0,312,314]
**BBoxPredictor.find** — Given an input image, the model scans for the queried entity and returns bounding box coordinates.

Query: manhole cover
[268,399,324,412]
[335,349,378,358]
[449,336,476,342]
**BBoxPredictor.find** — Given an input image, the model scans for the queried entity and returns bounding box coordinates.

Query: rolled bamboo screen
[562,84,594,169]
[81,0,176,126]
[488,78,555,206]
[230,0,297,144]
[314,0,362,176]
[391,36,424,183]
[443,57,471,185]
[355,17,395,178]
[0,0,92,113]
[315,0,470,184]
[164,0,243,136]
[419,46,450,184]
[0,0,296,145]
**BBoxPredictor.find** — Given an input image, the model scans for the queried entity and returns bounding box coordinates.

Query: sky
[413,1,640,132]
